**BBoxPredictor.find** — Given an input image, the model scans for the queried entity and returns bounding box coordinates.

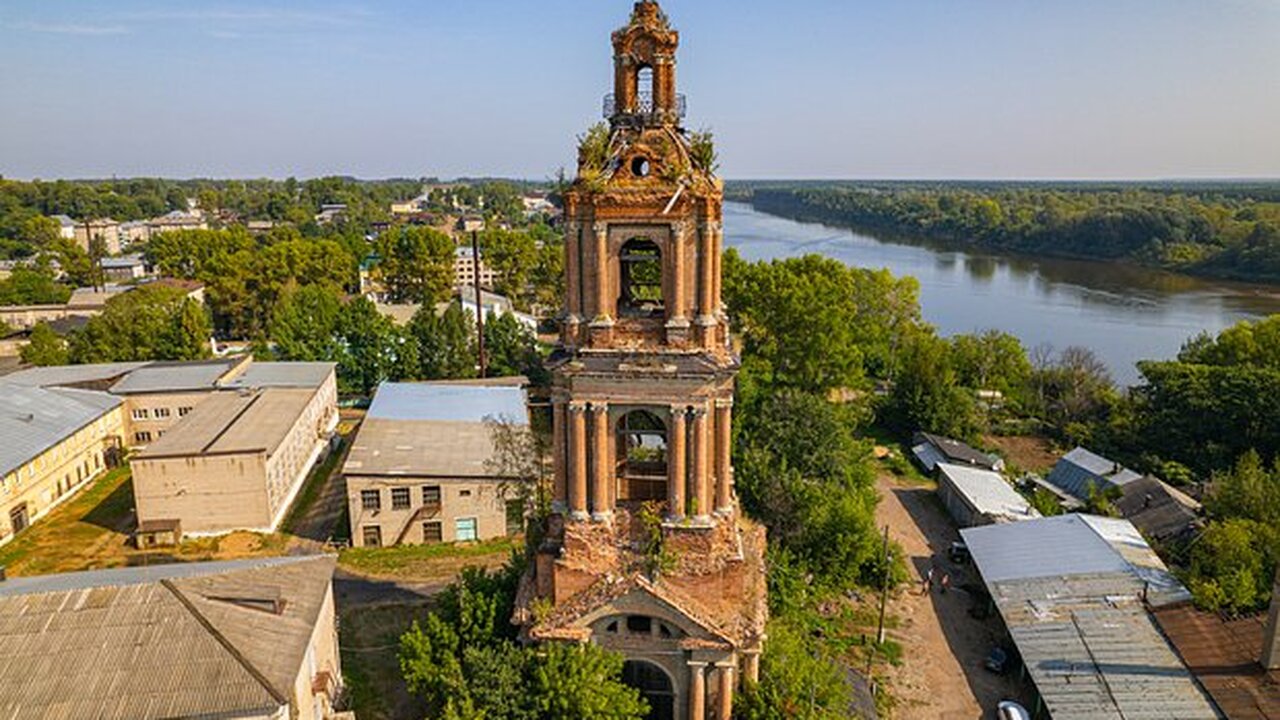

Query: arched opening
[622,660,675,720]
[617,409,668,502]
[631,156,651,178]
[636,65,654,114]
[619,238,664,318]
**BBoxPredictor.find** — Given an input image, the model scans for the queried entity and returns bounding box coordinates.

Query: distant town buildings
[453,245,498,288]
[0,381,124,547]
[344,380,528,548]
[0,556,346,720]
[72,218,121,255]
[314,203,347,225]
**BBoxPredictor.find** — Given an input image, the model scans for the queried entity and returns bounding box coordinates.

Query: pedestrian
[923,566,935,595]
[940,573,951,594]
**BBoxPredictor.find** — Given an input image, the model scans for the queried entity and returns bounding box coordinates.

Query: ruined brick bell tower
[515,3,768,719]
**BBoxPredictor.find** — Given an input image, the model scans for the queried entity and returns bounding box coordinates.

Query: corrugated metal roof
[936,463,1039,522]
[0,555,336,719]
[1154,603,1280,719]
[367,381,527,423]
[220,361,335,390]
[108,359,239,394]
[0,382,121,478]
[1046,447,1144,500]
[2,362,150,388]
[344,418,514,478]
[962,515,1215,720]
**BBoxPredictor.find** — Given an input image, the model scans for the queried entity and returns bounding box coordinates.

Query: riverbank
[744,185,1280,286]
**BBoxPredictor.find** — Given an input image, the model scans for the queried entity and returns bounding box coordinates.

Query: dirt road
[875,474,1030,719]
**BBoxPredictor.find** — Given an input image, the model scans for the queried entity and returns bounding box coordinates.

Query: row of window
[133,430,164,444]
[361,517,477,547]
[131,406,192,421]
[360,485,453,512]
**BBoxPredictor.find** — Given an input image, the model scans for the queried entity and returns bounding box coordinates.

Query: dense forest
[732,181,1280,283]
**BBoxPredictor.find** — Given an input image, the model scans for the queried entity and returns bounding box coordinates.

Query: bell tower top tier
[606,1,684,128]
[561,1,726,355]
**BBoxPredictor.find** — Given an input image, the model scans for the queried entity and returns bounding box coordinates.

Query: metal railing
[603,91,687,121]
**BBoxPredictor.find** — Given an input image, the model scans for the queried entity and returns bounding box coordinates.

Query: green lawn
[0,466,135,575]
[338,536,518,579]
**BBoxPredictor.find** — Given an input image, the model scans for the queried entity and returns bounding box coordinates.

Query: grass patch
[0,467,134,575]
[340,603,430,720]
[280,435,348,535]
[339,536,519,579]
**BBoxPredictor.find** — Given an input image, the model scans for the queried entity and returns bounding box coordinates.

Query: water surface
[724,202,1280,385]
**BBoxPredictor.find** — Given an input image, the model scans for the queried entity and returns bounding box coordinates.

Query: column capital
[702,220,723,234]
[714,398,734,409]
[592,221,609,236]
[669,403,690,415]
[671,219,694,237]
[689,405,709,418]
[567,402,589,415]
[686,660,709,668]
[588,401,610,413]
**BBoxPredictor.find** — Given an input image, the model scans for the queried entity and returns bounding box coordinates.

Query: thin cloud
[10,21,129,36]
[125,6,373,27]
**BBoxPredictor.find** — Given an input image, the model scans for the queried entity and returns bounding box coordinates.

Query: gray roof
[99,254,145,269]
[220,361,335,390]
[912,431,1001,472]
[1046,447,1144,500]
[0,382,121,478]
[345,417,518,479]
[108,359,240,394]
[0,555,336,719]
[935,463,1039,523]
[134,387,318,459]
[367,381,527,423]
[1,362,150,388]
[961,515,1214,720]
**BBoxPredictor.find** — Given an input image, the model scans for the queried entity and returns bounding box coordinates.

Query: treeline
[744,184,1280,283]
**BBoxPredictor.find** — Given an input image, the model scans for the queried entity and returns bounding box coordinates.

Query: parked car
[949,541,970,564]
[996,700,1031,720]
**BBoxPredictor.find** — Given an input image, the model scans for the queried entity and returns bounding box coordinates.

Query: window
[505,499,526,535]
[362,525,381,547]
[626,615,652,635]
[134,431,152,443]
[131,409,149,421]
[422,485,441,506]
[617,409,668,502]
[618,238,663,317]
[178,406,193,417]
[423,521,443,543]
[391,487,411,510]
[455,517,478,542]
[459,489,472,498]
[360,489,381,512]
[153,408,171,419]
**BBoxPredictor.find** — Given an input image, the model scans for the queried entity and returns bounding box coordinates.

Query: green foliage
[0,267,71,306]
[1083,483,1122,518]
[1205,450,1280,526]
[1028,487,1064,517]
[576,123,612,176]
[688,129,719,175]
[886,333,979,440]
[398,561,647,720]
[949,330,1032,403]
[735,614,857,720]
[268,284,345,363]
[69,284,211,363]
[374,225,455,305]
[1186,518,1278,614]
[1027,345,1117,438]
[484,312,548,385]
[19,323,68,366]
[410,302,478,380]
[481,228,539,307]
[748,183,1280,283]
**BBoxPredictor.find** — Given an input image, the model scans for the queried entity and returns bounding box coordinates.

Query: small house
[935,462,1040,527]
[911,431,1003,473]
[1045,447,1142,501]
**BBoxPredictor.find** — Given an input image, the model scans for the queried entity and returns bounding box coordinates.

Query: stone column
[697,222,715,320]
[691,406,710,522]
[714,400,733,515]
[711,221,724,316]
[568,403,588,520]
[667,406,687,521]
[590,403,612,521]
[551,399,567,513]
[565,222,580,317]
[666,221,690,336]
[593,222,610,322]
[743,650,761,684]
[714,663,735,720]
[687,661,707,720]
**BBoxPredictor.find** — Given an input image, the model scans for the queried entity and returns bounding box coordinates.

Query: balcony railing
[603,91,687,121]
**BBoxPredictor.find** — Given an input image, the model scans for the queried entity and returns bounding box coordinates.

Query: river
[723,201,1280,385]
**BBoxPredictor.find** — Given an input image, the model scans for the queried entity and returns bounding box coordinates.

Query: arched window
[617,409,667,501]
[619,238,663,318]
[622,661,675,720]
[636,65,654,114]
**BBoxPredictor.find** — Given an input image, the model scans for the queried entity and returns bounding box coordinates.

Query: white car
[997,701,1032,720]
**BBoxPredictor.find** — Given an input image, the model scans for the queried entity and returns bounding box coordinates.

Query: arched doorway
[622,660,675,720]
[619,238,664,318]
[617,409,668,502]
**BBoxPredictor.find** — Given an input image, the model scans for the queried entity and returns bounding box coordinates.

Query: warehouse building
[934,462,1040,527]
[344,381,528,548]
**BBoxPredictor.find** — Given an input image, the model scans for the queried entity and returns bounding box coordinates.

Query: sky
[1,0,1278,181]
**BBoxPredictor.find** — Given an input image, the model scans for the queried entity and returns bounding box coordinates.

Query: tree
[69,285,211,363]
[484,313,547,384]
[410,302,477,380]
[335,297,415,395]
[0,266,71,306]
[949,329,1032,401]
[375,226,455,304]
[1205,450,1280,527]
[1186,518,1277,614]
[886,333,979,439]
[268,284,344,362]
[481,228,539,307]
[735,618,855,720]
[19,323,68,366]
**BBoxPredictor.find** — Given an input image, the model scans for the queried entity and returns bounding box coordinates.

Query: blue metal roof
[1045,447,1143,500]
[367,382,527,424]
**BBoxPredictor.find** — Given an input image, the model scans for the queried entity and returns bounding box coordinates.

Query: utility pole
[471,230,487,378]
[876,524,891,644]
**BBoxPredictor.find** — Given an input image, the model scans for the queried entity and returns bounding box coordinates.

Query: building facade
[0,383,125,546]
[130,381,338,536]
[515,5,767,719]
[344,382,528,548]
